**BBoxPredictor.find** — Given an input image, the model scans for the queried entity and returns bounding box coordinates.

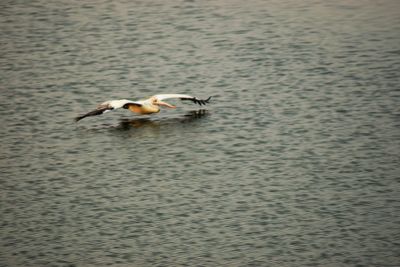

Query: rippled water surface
[1,0,400,266]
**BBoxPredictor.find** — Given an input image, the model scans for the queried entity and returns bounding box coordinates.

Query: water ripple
[1,0,400,266]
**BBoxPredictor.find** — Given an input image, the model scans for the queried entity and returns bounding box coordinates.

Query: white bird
[75,94,211,122]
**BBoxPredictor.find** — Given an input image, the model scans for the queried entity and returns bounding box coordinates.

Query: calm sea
[1,0,399,266]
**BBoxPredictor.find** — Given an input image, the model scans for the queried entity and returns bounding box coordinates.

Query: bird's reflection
[116,109,209,130]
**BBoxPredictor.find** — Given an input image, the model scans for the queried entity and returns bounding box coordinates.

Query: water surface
[1,0,400,266]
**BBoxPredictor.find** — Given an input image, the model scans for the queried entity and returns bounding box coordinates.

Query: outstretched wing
[75,99,142,122]
[75,105,113,122]
[154,94,212,106]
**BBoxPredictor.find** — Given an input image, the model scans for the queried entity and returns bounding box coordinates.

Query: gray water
[1,0,400,266]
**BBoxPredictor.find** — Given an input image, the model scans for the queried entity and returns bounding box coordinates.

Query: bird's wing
[153,94,212,106]
[75,99,142,122]
[75,105,113,122]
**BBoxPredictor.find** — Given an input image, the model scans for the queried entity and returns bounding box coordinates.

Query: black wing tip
[185,96,212,106]
[75,115,85,122]
[74,107,111,122]
[199,96,212,106]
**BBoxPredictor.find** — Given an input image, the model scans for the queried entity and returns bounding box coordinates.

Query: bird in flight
[75,94,211,122]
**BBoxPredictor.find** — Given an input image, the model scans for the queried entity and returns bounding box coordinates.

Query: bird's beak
[157,101,176,109]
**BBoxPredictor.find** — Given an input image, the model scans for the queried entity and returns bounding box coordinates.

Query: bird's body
[127,102,158,114]
[75,94,211,121]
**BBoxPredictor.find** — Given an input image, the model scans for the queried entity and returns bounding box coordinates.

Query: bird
[75,94,211,122]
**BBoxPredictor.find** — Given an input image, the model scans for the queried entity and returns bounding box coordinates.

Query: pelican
[75,94,211,122]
